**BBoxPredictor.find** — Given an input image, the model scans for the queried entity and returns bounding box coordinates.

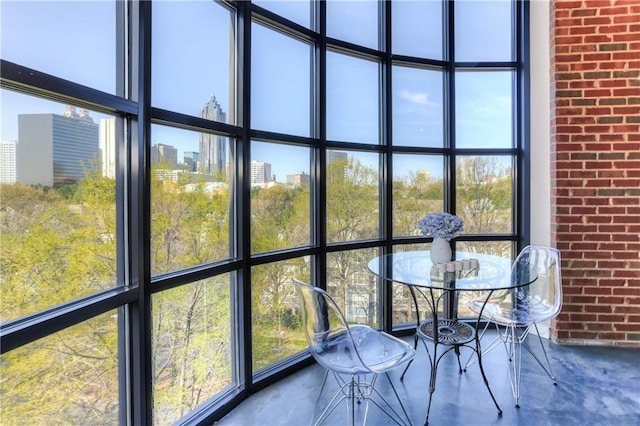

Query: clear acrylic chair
[466,245,562,407]
[292,279,416,425]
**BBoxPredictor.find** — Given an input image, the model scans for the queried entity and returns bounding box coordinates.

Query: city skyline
[1,0,513,186]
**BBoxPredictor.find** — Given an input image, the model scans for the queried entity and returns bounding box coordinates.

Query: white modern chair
[467,245,563,407]
[292,279,416,425]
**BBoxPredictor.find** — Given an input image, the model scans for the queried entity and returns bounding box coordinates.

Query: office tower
[199,95,228,178]
[17,107,99,186]
[250,160,273,187]
[286,172,310,187]
[184,151,199,172]
[157,143,178,169]
[0,140,18,184]
[100,118,116,179]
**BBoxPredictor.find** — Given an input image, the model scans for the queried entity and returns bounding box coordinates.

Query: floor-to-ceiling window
[0,1,528,424]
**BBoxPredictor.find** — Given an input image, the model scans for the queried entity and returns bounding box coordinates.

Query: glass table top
[367,250,536,291]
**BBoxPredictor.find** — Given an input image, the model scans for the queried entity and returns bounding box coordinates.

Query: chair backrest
[511,245,563,322]
[292,279,369,374]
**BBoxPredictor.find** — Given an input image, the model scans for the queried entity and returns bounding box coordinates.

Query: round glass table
[367,250,538,426]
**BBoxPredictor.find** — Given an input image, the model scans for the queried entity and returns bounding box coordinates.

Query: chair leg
[509,324,523,408]
[463,321,502,371]
[523,323,557,385]
[312,371,412,426]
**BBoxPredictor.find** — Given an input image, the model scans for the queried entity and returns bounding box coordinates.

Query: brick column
[550,0,640,347]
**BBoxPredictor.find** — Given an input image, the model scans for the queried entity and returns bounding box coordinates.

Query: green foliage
[0,152,513,423]
[326,157,379,242]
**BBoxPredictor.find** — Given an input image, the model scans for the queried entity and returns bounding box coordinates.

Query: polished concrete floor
[216,331,640,426]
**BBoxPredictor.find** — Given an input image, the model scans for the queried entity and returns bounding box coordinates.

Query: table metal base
[400,318,503,426]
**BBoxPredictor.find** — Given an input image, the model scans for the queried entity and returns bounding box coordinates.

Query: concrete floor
[215,331,640,426]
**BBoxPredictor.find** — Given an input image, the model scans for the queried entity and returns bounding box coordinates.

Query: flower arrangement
[418,212,464,241]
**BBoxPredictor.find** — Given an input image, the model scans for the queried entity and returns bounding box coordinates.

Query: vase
[430,238,452,264]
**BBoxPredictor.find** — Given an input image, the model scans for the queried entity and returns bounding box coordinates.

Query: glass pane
[390,243,431,328]
[392,154,444,237]
[455,71,514,149]
[392,0,443,59]
[456,156,513,234]
[152,275,234,424]
[253,0,312,29]
[326,52,379,144]
[0,90,118,321]
[150,124,232,275]
[152,1,234,124]
[251,23,311,137]
[1,1,117,94]
[326,150,379,243]
[1,311,119,424]
[392,66,444,147]
[252,258,310,373]
[326,0,379,49]
[455,241,514,317]
[250,141,311,254]
[327,247,380,328]
[455,0,514,62]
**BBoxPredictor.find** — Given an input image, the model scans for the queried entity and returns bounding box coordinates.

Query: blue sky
[1,0,514,183]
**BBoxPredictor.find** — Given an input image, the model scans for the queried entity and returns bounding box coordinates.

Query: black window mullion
[127,0,153,424]
[382,0,394,333]
[236,0,253,396]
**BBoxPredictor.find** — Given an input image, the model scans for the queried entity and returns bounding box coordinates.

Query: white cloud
[398,89,437,107]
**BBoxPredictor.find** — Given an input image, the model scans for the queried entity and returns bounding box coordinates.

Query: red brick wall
[550,0,640,347]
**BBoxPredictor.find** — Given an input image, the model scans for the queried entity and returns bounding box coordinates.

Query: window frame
[0,1,530,424]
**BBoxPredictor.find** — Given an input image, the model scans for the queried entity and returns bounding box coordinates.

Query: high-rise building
[199,95,228,178]
[0,140,18,184]
[17,107,99,186]
[100,118,116,179]
[250,160,273,187]
[184,151,199,172]
[157,143,178,168]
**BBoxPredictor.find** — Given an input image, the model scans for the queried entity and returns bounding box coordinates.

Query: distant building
[100,118,116,179]
[327,150,348,164]
[184,151,199,172]
[154,169,215,183]
[286,172,310,187]
[0,140,17,184]
[199,96,228,178]
[17,107,99,186]
[152,143,178,169]
[250,160,274,187]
